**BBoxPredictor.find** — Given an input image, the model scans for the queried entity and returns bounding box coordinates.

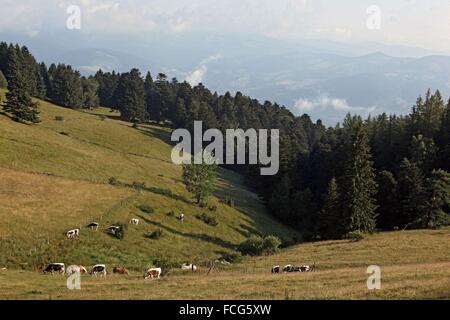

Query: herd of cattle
[66,219,141,239]
[271,264,315,274]
[43,219,197,280]
[49,221,316,280]
[43,263,200,279]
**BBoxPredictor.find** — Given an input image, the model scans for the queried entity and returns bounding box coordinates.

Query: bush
[196,213,218,226]
[139,205,154,214]
[238,236,263,256]
[108,177,120,186]
[132,181,146,190]
[238,235,281,256]
[146,228,164,240]
[152,257,179,275]
[220,252,243,263]
[166,211,176,217]
[208,205,217,212]
[262,235,282,255]
[111,223,127,240]
[345,231,365,242]
[55,116,65,122]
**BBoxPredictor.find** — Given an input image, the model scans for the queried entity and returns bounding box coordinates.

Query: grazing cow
[130,219,139,225]
[181,263,197,272]
[107,226,120,235]
[177,214,185,222]
[283,265,294,273]
[88,223,99,231]
[91,264,107,277]
[66,229,80,239]
[66,265,88,276]
[300,265,311,273]
[113,267,130,275]
[271,265,280,274]
[43,263,65,274]
[144,267,162,279]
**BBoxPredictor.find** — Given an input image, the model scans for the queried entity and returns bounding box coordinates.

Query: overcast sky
[1,0,450,53]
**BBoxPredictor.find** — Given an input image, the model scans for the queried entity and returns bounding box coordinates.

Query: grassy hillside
[0,88,299,270]
[1,228,449,299]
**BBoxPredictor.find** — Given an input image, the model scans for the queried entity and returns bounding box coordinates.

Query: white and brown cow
[271,265,280,274]
[66,265,88,276]
[43,263,65,274]
[113,267,130,275]
[130,219,139,225]
[88,222,99,231]
[91,264,107,277]
[283,264,294,273]
[107,226,120,236]
[144,267,161,279]
[181,263,197,272]
[66,229,80,239]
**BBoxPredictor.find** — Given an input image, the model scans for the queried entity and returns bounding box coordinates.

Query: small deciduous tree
[182,155,217,205]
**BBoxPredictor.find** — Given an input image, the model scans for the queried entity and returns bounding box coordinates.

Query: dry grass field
[0,228,449,300]
[1,89,449,300]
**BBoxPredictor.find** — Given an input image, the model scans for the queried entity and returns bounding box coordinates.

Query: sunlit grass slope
[0,89,300,270]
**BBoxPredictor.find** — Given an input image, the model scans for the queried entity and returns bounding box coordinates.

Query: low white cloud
[185,53,222,86]
[295,95,351,113]
[294,95,376,115]
[186,66,207,86]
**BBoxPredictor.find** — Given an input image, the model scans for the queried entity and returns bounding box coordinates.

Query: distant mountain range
[2,31,450,124]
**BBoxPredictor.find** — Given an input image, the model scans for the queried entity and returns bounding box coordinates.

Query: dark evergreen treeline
[1,42,449,240]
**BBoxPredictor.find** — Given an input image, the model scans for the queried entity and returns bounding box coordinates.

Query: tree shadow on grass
[135,125,173,146]
[137,214,236,250]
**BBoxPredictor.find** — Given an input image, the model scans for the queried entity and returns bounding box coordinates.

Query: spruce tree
[422,169,450,228]
[317,178,342,239]
[2,49,39,123]
[397,158,426,228]
[376,170,398,229]
[114,68,146,122]
[0,70,7,88]
[144,71,153,121]
[340,120,378,234]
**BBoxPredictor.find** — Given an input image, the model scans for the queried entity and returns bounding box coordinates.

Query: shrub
[146,228,164,240]
[55,116,65,121]
[132,181,146,190]
[208,205,217,212]
[196,213,218,226]
[238,235,281,256]
[152,257,179,275]
[166,211,176,217]
[345,231,365,242]
[221,252,243,263]
[111,223,127,240]
[262,235,282,255]
[108,177,120,186]
[139,205,154,214]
